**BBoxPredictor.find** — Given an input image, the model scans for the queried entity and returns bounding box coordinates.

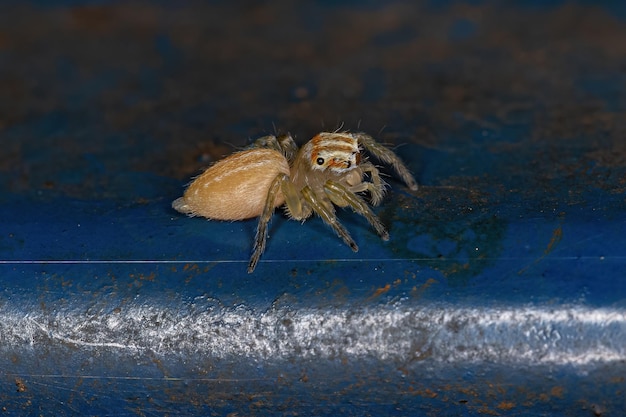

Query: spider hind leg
[248,172,290,273]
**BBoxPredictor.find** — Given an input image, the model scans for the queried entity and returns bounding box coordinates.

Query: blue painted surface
[1,0,626,415]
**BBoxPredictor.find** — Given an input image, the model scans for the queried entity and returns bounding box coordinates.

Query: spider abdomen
[173,148,289,220]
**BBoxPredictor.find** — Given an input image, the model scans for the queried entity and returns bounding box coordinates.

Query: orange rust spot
[519,224,564,275]
[138,272,156,281]
[497,401,515,410]
[411,278,438,299]
[369,283,391,299]
[476,407,500,416]
[550,386,565,398]
[544,225,563,255]
[458,386,479,398]
[183,263,200,272]
[414,388,438,399]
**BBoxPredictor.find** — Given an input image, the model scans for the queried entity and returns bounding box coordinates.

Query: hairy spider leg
[248,172,289,273]
[248,134,297,162]
[347,162,386,206]
[277,134,298,162]
[354,132,418,191]
[301,185,359,252]
[248,134,279,150]
[280,178,306,220]
[324,180,390,241]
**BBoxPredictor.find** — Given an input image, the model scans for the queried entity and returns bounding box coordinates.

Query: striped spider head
[306,132,361,174]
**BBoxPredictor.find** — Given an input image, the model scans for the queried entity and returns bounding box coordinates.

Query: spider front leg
[324,180,390,241]
[301,186,359,252]
[248,172,290,273]
[354,132,418,191]
[347,162,386,206]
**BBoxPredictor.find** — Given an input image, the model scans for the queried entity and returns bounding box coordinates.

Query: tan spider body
[172,148,289,220]
[173,131,418,273]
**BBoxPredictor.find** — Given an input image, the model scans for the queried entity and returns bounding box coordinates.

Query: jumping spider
[173,131,418,272]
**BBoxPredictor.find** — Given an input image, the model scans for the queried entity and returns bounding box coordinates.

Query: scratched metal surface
[1,0,626,415]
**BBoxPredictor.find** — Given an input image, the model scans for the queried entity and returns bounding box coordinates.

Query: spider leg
[247,134,279,150]
[276,134,298,163]
[353,132,418,191]
[301,186,359,252]
[247,134,297,161]
[349,162,386,206]
[281,179,308,220]
[324,180,390,241]
[248,172,289,273]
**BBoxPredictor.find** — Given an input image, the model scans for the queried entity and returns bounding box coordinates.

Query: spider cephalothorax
[173,131,418,273]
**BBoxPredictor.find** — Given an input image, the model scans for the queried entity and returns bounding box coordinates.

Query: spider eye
[316,157,325,165]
